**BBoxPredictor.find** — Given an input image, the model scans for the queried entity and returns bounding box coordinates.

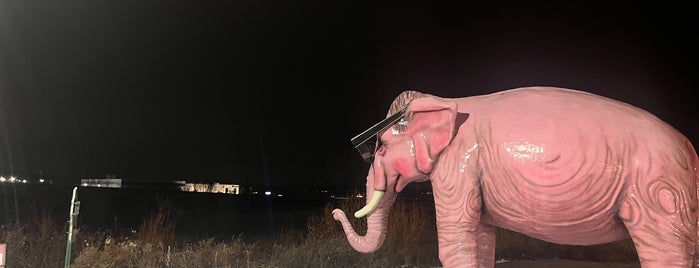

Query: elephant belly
[481,209,630,245]
[479,163,631,245]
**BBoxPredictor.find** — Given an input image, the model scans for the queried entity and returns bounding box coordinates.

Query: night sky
[0,2,697,187]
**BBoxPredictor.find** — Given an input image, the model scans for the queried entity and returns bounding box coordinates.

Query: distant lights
[0,174,54,184]
[262,191,283,197]
[0,176,19,183]
[0,176,35,183]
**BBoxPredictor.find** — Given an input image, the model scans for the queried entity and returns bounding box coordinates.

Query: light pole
[64,187,80,268]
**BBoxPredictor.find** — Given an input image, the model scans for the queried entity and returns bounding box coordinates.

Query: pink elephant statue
[332,86,699,267]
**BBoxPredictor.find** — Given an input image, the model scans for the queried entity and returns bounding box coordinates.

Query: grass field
[0,191,640,267]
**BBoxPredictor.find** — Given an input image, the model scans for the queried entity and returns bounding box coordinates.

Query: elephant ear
[405,96,458,173]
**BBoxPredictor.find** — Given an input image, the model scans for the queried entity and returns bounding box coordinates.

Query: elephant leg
[476,223,497,267]
[623,214,695,268]
[619,181,697,267]
[433,178,483,267]
[435,214,480,267]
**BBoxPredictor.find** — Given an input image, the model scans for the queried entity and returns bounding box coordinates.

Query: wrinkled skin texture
[332,86,699,268]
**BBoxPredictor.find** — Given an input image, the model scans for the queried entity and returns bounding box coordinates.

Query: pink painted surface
[0,243,5,267]
[333,87,699,268]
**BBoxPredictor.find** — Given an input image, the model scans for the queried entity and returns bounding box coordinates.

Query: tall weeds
[0,213,66,267]
[67,193,442,267]
[137,204,176,246]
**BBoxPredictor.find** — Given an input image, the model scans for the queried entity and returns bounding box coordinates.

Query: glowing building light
[0,177,5,182]
[264,191,271,196]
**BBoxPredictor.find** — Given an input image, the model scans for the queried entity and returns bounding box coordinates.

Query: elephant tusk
[354,190,385,218]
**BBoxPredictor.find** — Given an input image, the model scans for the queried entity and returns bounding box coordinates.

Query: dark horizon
[1,2,697,187]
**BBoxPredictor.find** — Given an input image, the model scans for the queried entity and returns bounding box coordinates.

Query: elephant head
[332,91,458,253]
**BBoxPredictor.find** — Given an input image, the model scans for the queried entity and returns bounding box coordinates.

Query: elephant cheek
[393,158,416,192]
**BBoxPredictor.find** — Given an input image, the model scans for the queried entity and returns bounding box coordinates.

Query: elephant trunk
[332,166,397,253]
[332,190,397,253]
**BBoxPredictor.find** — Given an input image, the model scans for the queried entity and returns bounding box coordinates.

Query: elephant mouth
[355,173,403,218]
[354,189,385,218]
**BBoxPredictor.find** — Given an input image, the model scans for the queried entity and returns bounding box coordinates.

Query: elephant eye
[350,107,407,163]
[391,117,408,135]
[355,140,377,163]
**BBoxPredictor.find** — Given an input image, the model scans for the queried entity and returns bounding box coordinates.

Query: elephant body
[333,86,699,267]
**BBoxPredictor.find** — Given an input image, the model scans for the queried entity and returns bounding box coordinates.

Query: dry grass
[137,204,177,246]
[65,194,441,268]
[0,191,640,267]
[265,196,440,268]
[0,213,66,267]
